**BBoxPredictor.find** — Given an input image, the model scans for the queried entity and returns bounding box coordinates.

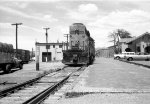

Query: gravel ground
[56,93,150,104]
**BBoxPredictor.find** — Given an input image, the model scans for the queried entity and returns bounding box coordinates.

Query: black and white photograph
[0,0,150,104]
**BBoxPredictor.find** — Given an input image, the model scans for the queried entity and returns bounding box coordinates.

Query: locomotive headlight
[73,54,78,60]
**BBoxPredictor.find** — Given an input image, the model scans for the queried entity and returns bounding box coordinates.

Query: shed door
[42,52,51,62]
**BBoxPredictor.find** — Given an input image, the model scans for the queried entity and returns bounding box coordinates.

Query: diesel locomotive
[62,23,95,65]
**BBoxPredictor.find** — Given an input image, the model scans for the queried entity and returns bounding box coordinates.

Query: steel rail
[0,68,63,98]
[23,74,70,104]
[0,73,46,98]
[22,66,84,104]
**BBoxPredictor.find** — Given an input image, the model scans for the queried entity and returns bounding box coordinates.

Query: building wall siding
[121,43,128,52]
[35,43,63,62]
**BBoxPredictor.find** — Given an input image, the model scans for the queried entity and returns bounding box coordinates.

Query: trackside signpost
[36,46,40,71]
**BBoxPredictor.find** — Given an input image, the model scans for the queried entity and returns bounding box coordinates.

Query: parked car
[114,52,135,60]
[124,52,150,61]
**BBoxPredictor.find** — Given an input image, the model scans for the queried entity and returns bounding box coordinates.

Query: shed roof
[119,37,136,43]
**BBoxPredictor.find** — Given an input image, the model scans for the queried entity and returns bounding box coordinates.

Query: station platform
[56,57,150,104]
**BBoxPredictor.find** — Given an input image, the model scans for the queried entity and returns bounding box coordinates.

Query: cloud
[22,25,44,33]
[88,9,150,29]
[43,15,58,22]
[87,9,150,47]
[0,22,44,34]
[78,4,98,13]
[1,0,149,1]
[44,15,52,19]
[15,2,28,9]
[0,5,58,23]
[67,3,99,21]
[0,23,13,29]
[1,1,150,48]
[0,0,62,2]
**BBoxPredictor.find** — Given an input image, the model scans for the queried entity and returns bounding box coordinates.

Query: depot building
[35,42,66,62]
[119,32,150,53]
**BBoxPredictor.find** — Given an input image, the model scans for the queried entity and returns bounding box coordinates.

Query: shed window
[59,45,62,48]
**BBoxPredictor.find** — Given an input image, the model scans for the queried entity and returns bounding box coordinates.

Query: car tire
[116,56,120,60]
[128,57,133,61]
[145,59,149,61]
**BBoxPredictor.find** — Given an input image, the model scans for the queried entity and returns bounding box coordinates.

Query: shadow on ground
[0,68,20,75]
[65,92,99,99]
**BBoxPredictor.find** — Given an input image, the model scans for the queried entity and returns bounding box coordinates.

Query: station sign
[46,45,50,49]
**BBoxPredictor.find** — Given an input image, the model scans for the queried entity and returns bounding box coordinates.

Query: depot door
[145,46,150,54]
[42,52,51,62]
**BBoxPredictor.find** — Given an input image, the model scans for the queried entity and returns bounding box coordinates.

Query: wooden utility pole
[43,28,50,62]
[11,23,22,58]
[36,43,39,71]
[64,34,69,50]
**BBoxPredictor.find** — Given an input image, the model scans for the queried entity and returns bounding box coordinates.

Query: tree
[108,32,118,53]
[115,29,132,39]
[108,29,132,53]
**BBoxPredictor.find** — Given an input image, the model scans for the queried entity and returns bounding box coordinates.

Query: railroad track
[0,66,86,104]
[0,67,62,98]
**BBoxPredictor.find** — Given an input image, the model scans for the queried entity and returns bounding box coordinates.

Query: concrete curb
[119,59,150,69]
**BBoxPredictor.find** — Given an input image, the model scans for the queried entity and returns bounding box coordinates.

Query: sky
[0,0,150,51]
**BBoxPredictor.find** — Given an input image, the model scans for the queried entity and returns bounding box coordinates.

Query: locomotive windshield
[70,30,84,34]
